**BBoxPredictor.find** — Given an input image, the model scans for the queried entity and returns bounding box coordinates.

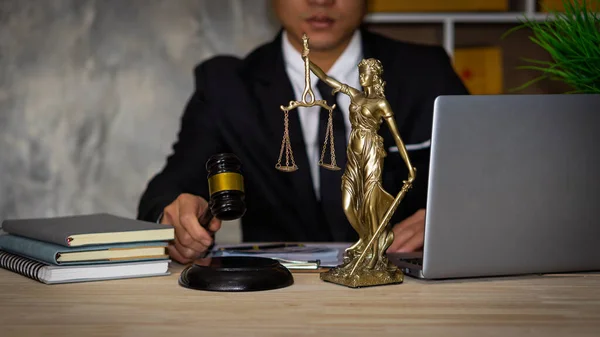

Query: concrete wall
[0,0,279,242]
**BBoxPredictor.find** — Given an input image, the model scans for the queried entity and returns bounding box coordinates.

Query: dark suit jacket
[137,28,469,243]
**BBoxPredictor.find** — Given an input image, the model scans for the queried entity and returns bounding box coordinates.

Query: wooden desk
[1,264,599,337]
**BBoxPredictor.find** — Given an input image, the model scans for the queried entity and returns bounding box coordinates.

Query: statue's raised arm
[308,60,360,100]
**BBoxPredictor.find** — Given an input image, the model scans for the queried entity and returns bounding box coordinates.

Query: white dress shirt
[281,30,363,199]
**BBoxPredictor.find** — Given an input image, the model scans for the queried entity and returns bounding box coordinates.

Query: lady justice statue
[276,34,416,288]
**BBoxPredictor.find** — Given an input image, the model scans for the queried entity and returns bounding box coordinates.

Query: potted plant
[504,0,600,93]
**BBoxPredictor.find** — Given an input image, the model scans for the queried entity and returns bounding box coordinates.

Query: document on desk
[211,243,350,269]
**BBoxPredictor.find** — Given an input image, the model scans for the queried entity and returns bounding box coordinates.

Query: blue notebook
[0,234,168,265]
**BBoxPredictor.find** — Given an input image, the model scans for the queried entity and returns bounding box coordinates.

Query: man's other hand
[160,193,222,264]
[387,209,426,253]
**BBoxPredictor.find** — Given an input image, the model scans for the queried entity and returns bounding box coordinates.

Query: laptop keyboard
[403,258,423,266]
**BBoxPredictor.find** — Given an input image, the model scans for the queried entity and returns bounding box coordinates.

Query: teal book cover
[0,234,168,266]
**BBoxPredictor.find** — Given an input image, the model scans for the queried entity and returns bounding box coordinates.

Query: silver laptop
[390,94,600,279]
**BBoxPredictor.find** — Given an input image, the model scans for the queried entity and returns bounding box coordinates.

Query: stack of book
[0,213,174,284]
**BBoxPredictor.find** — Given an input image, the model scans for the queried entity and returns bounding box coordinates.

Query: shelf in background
[362,0,588,95]
[364,12,553,23]
[366,0,509,13]
[363,10,583,57]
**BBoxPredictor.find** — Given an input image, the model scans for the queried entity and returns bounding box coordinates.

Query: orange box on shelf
[453,47,504,95]
[367,0,509,12]
[539,0,600,12]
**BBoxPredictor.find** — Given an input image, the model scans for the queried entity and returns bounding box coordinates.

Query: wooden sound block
[178,256,294,292]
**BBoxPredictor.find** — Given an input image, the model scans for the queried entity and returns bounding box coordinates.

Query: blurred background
[0,0,575,243]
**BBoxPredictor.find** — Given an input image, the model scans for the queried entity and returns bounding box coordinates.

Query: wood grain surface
[1,263,599,337]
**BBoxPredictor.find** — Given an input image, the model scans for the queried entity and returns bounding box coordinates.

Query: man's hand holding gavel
[160,193,222,264]
[160,153,246,264]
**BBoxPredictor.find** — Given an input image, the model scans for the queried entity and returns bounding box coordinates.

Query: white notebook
[0,250,170,284]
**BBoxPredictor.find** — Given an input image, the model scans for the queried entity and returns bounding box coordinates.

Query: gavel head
[206,153,246,221]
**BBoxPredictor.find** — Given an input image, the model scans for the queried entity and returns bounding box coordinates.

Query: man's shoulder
[192,36,279,80]
[192,55,243,78]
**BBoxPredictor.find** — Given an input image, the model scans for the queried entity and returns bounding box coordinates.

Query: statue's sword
[349,181,413,276]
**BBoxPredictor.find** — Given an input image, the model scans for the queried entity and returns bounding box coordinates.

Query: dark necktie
[316,80,349,241]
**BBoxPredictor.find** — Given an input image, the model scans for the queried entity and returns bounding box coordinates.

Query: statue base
[319,264,404,288]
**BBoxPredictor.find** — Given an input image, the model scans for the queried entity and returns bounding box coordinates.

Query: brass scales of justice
[274,34,417,288]
[274,36,340,173]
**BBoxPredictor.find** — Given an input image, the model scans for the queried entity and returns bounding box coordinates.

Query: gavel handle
[198,208,214,229]
[198,208,216,257]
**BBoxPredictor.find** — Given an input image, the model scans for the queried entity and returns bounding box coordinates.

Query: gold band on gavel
[208,172,244,195]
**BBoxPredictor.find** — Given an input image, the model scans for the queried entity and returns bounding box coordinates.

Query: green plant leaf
[508,75,548,92]
[507,0,600,92]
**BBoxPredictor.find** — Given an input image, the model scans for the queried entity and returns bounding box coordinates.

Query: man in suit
[137,0,469,264]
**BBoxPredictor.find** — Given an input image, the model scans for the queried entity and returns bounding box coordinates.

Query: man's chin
[287,28,350,52]
[301,35,343,52]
